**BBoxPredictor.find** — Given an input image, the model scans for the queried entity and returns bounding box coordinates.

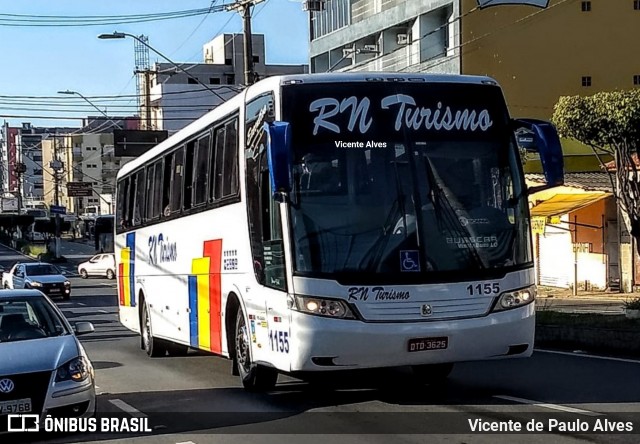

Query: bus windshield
[281,81,532,284]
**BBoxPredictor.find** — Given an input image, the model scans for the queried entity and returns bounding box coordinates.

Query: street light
[97,31,231,101]
[57,90,123,130]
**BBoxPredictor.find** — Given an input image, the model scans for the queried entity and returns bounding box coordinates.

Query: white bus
[115,73,563,390]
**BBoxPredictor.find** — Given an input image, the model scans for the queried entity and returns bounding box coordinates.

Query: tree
[552,88,640,244]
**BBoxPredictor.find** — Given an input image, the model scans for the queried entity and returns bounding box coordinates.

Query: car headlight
[55,356,90,382]
[64,280,71,287]
[29,281,43,287]
[493,285,536,312]
[293,295,356,319]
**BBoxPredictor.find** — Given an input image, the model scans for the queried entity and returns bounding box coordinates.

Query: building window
[582,76,592,87]
[209,77,221,84]
[225,58,232,65]
[635,0,640,10]
[581,1,591,11]
[634,75,640,85]
[188,77,198,84]
[87,164,97,168]
[226,74,235,84]
[253,55,260,64]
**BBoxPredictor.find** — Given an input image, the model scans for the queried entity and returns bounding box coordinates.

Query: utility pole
[50,135,64,259]
[134,69,152,129]
[226,0,264,86]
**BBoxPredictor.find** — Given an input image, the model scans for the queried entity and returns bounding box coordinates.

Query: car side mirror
[74,322,95,336]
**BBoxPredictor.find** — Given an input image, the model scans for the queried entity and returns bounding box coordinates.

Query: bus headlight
[493,286,536,312]
[294,295,356,319]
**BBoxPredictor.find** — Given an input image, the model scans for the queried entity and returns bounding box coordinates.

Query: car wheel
[142,304,167,357]
[106,269,115,280]
[235,309,278,391]
[80,269,88,279]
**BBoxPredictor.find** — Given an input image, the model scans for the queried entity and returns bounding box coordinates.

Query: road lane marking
[77,302,86,306]
[98,310,108,314]
[536,349,640,365]
[494,395,602,416]
[109,399,147,418]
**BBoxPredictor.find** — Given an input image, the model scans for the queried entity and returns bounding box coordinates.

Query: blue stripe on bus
[126,232,136,307]
[188,275,198,348]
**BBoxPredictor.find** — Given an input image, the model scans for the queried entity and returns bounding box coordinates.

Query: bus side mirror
[264,121,293,199]
[512,118,564,194]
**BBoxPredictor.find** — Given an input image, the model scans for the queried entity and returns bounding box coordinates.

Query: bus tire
[411,363,454,382]
[106,269,115,280]
[166,342,189,356]
[235,309,278,391]
[142,303,167,358]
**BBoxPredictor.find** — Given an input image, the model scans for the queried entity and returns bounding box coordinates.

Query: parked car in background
[0,290,96,430]
[77,253,116,280]
[1,262,71,300]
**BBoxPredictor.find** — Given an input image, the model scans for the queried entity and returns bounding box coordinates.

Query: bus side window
[171,147,184,213]
[222,120,238,197]
[162,152,174,216]
[116,177,128,230]
[184,141,195,210]
[132,170,146,226]
[212,126,226,201]
[193,133,211,206]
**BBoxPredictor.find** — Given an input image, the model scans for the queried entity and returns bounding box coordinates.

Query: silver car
[2,262,71,300]
[0,290,96,432]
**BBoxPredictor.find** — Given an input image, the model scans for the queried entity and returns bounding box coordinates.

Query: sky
[0,0,310,128]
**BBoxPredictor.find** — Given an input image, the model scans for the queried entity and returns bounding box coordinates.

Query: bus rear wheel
[411,363,454,382]
[142,304,167,357]
[235,309,278,391]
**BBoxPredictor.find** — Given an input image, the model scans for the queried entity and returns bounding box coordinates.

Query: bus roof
[117,72,500,179]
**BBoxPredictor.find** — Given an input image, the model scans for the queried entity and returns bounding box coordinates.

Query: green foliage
[552,89,640,153]
[625,298,640,310]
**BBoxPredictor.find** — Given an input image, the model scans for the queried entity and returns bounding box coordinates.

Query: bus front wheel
[235,309,278,391]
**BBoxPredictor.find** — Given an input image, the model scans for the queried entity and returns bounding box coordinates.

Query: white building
[146,33,308,133]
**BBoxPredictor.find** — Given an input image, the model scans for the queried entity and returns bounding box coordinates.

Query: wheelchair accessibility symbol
[400,250,420,272]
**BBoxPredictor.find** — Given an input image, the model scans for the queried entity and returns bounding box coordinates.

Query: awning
[530,193,611,217]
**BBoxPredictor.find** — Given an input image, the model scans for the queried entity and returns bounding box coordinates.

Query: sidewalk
[535,286,639,315]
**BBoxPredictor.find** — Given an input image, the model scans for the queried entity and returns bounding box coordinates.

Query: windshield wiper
[423,157,486,270]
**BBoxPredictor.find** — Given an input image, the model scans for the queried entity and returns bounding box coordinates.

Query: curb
[536,324,640,356]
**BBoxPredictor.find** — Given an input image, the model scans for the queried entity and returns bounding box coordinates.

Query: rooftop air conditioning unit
[302,1,326,12]
[362,44,378,52]
[397,33,409,45]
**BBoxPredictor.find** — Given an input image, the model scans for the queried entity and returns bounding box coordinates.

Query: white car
[0,290,96,432]
[2,263,71,300]
[77,254,116,280]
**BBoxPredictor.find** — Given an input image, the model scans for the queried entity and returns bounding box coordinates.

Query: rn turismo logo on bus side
[421,304,433,317]
[0,378,15,393]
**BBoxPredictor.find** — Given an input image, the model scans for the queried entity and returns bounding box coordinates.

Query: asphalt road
[1,244,639,444]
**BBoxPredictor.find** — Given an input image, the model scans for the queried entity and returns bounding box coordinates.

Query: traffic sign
[50,205,66,215]
[67,182,93,197]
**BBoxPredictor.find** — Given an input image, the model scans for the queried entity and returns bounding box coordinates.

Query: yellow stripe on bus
[192,257,211,350]
[121,248,131,306]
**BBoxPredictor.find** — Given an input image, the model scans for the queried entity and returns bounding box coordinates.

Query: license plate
[407,337,448,352]
[0,398,32,415]
[49,288,61,293]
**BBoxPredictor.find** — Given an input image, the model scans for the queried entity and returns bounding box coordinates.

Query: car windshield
[0,297,69,343]
[25,264,59,276]
[282,81,532,284]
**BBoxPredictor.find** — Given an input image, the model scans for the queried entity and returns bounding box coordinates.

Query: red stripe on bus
[204,239,223,354]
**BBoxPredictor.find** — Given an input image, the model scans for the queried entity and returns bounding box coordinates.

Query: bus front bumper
[288,302,535,372]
